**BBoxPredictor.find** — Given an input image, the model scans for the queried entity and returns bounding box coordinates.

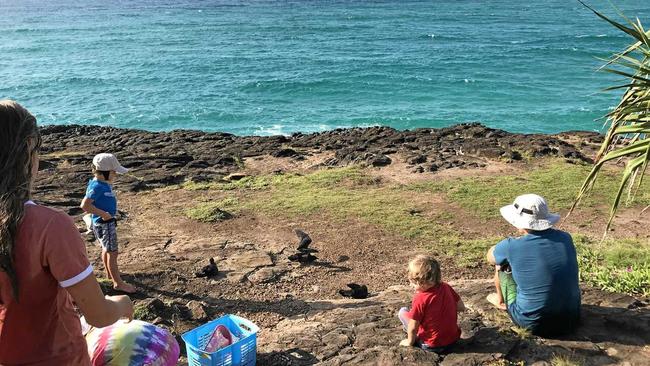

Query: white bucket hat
[92,153,128,174]
[499,194,560,231]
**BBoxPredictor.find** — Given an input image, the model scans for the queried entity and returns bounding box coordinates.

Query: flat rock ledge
[258,280,650,365]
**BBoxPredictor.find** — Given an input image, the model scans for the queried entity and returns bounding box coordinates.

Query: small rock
[406,155,427,165]
[186,300,208,321]
[226,271,248,283]
[142,298,165,313]
[224,242,256,250]
[271,148,299,158]
[248,268,287,284]
[152,317,167,326]
[371,154,392,167]
[224,173,247,181]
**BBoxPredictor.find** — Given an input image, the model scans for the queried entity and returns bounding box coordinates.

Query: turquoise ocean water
[2,0,650,135]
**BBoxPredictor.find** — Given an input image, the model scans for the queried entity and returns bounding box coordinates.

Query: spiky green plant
[570,1,650,233]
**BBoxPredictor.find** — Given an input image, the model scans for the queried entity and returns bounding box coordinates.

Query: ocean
[2,0,650,135]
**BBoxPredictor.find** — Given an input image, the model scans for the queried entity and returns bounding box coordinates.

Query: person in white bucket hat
[486,194,581,336]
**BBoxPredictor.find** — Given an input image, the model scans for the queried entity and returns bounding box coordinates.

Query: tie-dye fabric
[85,320,180,366]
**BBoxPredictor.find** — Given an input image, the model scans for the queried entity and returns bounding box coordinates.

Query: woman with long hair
[0,100,134,365]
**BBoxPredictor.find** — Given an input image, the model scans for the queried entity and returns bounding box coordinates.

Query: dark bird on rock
[195,258,218,278]
[288,252,318,263]
[295,229,312,250]
[339,283,368,299]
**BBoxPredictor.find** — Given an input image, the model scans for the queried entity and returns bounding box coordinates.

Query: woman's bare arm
[66,273,133,328]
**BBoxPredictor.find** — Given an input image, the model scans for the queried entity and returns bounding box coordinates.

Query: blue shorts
[93,220,118,252]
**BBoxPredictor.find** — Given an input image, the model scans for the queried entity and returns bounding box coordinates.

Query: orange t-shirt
[0,203,93,365]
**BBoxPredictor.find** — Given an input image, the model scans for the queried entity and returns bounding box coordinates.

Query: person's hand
[399,339,412,347]
[100,211,113,221]
[107,295,133,322]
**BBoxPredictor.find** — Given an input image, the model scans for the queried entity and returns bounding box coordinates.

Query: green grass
[550,354,584,366]
[240,168,444,239]
[133,303,158,321]
[178,163,650,297]
[575,235,650,296]
[510,326,533,340]
[181,176,275,191]
[181,167,449,240]
[184,168,499,265]
[433,236,501,267]
[407,160,650,219]
[185,197,239,223]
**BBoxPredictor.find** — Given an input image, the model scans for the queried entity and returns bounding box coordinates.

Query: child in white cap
[80,153,135,294]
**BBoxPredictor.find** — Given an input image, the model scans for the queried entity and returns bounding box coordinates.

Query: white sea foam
[256,124,289,136]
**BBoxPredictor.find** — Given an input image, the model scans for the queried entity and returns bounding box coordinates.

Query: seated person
[83,317,180,366]
[486,194,581,336]
[398,255,465,353]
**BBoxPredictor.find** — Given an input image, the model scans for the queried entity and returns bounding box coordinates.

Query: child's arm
[399,318,420,347]
[80,197,113,221]
[457,299,466,312]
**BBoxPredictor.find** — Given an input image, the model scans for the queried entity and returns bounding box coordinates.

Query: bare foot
[486,293,507,311]
[113,283,137,294]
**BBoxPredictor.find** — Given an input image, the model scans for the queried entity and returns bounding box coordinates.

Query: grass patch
[485,361,525,366]
[182,175,277,191]
[237,168,444,239]
[550,354,584,366]
[432,236,500,267]
[40,150,87,158]
[177,164,650,297]
[407,160,650,219]
[133,303,157,321]
[185,197,239,223]
[510,326,532,340]
[575,235,650,296]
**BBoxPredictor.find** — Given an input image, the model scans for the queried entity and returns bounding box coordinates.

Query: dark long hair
[0,100,39,300]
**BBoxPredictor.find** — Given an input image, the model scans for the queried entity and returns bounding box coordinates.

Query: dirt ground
[68,154,648,365]
[34,124,650,365]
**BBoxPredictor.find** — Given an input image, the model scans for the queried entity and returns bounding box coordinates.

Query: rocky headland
[33,123,650,366]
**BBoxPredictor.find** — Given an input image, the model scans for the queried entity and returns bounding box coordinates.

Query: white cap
[499,194,560,231]
[92,153,128,174]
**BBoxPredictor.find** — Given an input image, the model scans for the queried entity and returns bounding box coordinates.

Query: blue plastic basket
[182,314,259,366]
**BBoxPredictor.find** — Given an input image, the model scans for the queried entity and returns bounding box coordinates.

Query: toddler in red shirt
[398,255,465,353]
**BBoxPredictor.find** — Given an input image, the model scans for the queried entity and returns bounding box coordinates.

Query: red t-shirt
[408,282,461,347]
[0,203,93,365]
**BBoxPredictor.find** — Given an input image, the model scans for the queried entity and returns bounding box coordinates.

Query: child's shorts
[92,220,118,252]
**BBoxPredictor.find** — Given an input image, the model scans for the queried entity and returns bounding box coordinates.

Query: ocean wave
[255,124,288,136]
[573,33,622,40]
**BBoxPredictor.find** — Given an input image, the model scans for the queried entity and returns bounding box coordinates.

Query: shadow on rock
[309,260,351,273]
[258,348,319,366]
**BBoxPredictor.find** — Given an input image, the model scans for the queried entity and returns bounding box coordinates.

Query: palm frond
[570,3,650,234]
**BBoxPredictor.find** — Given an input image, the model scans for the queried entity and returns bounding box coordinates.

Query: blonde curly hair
[408,254,441,286]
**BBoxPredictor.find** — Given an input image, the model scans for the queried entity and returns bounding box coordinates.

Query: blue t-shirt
[493,229,581,329]
[85,179,117,224]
